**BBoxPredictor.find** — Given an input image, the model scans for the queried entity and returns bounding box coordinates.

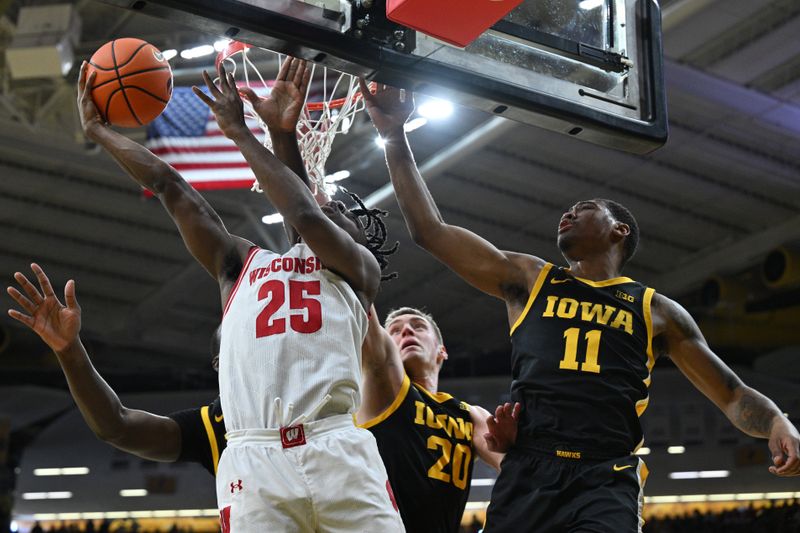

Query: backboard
[99,0,667,153]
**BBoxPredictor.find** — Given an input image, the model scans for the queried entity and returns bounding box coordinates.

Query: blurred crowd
[28,521,217,533]
[644,500,800,532]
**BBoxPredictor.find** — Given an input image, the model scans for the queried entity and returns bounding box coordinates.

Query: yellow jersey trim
[510,263,553,336]
[638,459,650,486]
[200,405,220,475]
[566,271,636,287]
[635,396,650,417]
[416,382,454,403]
[359,374,411,429]
[643,288,656,375]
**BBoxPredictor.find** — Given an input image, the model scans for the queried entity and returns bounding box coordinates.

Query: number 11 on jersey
[559,328,602,373]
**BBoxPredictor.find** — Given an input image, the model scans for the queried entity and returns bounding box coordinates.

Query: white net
[216,42,367,196]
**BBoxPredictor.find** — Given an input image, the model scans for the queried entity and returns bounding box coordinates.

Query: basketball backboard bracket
[99,0,667,154]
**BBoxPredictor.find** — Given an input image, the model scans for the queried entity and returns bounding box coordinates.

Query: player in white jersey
[193,62,404,531]
[77,58,403,531]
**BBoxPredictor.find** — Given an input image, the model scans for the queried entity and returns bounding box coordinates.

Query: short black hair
[598,199,639,267]
[345,190,399,281]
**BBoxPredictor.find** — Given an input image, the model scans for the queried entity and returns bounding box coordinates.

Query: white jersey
[219,243,369,431]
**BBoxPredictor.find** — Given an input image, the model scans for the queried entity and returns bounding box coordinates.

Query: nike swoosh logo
[214,414,224,423]
[613,464,634,471]
[550,278,572,284]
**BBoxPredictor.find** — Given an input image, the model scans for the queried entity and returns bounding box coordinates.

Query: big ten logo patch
[615,289,635,303]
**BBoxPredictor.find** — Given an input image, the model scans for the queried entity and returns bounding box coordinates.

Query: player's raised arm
[195,65,381,303]
[77,62,252,286]
[357,307,406,425]
[6,264,182,462]
[241,57,314,244]
[653,293,800,477]
[360,81,541,301]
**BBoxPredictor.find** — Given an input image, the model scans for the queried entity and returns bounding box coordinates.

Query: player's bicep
[421,223,532,299]
[158,179,254,279]
[659,296,742,411]
[111,408,182,462]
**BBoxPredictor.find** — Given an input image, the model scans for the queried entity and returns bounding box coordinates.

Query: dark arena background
[0,0,799,531]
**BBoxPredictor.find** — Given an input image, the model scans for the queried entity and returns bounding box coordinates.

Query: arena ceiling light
[326,170,351,182]
[22,492,73,500]
[404,117,428,132]
[667,445,685,454]
[162,49,178,61]
[668,470,730,480]
[33,467,89,476]
[32,509,222,520]
[261,213,284,225]
[120,489,148,497]
[417,98,453,120]
[180,45,215,60]
[579,0,604,9]
[463,492,800,511]
[634,447,650,456]
[214,39,231,52]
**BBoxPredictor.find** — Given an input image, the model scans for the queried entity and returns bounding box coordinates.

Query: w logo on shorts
[280,424,307,448]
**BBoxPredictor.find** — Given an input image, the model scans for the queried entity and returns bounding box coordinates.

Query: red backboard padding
[386,0,525,48]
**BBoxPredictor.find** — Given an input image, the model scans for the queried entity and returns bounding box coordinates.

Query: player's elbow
[94,410,132,446]
[408,222,439,249]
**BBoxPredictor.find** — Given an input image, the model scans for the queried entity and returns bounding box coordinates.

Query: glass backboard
[99,0,667,153]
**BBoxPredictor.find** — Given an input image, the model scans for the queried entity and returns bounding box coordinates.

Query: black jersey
[362,375,476,533]
[510,263,655,457]
[168,396,226,476]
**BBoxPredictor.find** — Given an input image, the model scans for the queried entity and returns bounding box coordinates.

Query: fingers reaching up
[6,264,82,352]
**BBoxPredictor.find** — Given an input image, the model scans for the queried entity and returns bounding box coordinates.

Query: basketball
[86,38,173,128]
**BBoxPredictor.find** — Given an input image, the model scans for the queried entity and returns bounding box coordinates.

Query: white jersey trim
[222,246,260,318]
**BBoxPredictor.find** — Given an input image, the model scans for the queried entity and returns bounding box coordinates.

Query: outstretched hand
[241,57,311,133]
[358,79,414,140]
[484,402,521,453]
[7,264,81,353]
[193,64,249,140]
[76,61,106,140]
[767,417,800,476]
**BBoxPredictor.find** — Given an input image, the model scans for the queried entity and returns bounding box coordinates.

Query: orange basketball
[87,38,173,128]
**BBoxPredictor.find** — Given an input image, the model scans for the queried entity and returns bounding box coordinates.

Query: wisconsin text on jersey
[248,256,323,284]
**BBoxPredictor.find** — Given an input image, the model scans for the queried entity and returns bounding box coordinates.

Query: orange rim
[216,42,374,112]
[306,82,375,111]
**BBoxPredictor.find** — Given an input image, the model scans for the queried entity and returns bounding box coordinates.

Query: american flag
[145,85,270,190]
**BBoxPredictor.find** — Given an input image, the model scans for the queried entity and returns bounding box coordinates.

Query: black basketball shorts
[484,447,648,533]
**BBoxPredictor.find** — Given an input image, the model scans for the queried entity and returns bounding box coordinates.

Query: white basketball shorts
[216,415,405,533]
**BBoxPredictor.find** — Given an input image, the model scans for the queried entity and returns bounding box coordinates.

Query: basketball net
[216,42,368,196]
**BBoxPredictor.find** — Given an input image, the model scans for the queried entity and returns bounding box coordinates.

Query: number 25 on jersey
[256,280,322,337]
